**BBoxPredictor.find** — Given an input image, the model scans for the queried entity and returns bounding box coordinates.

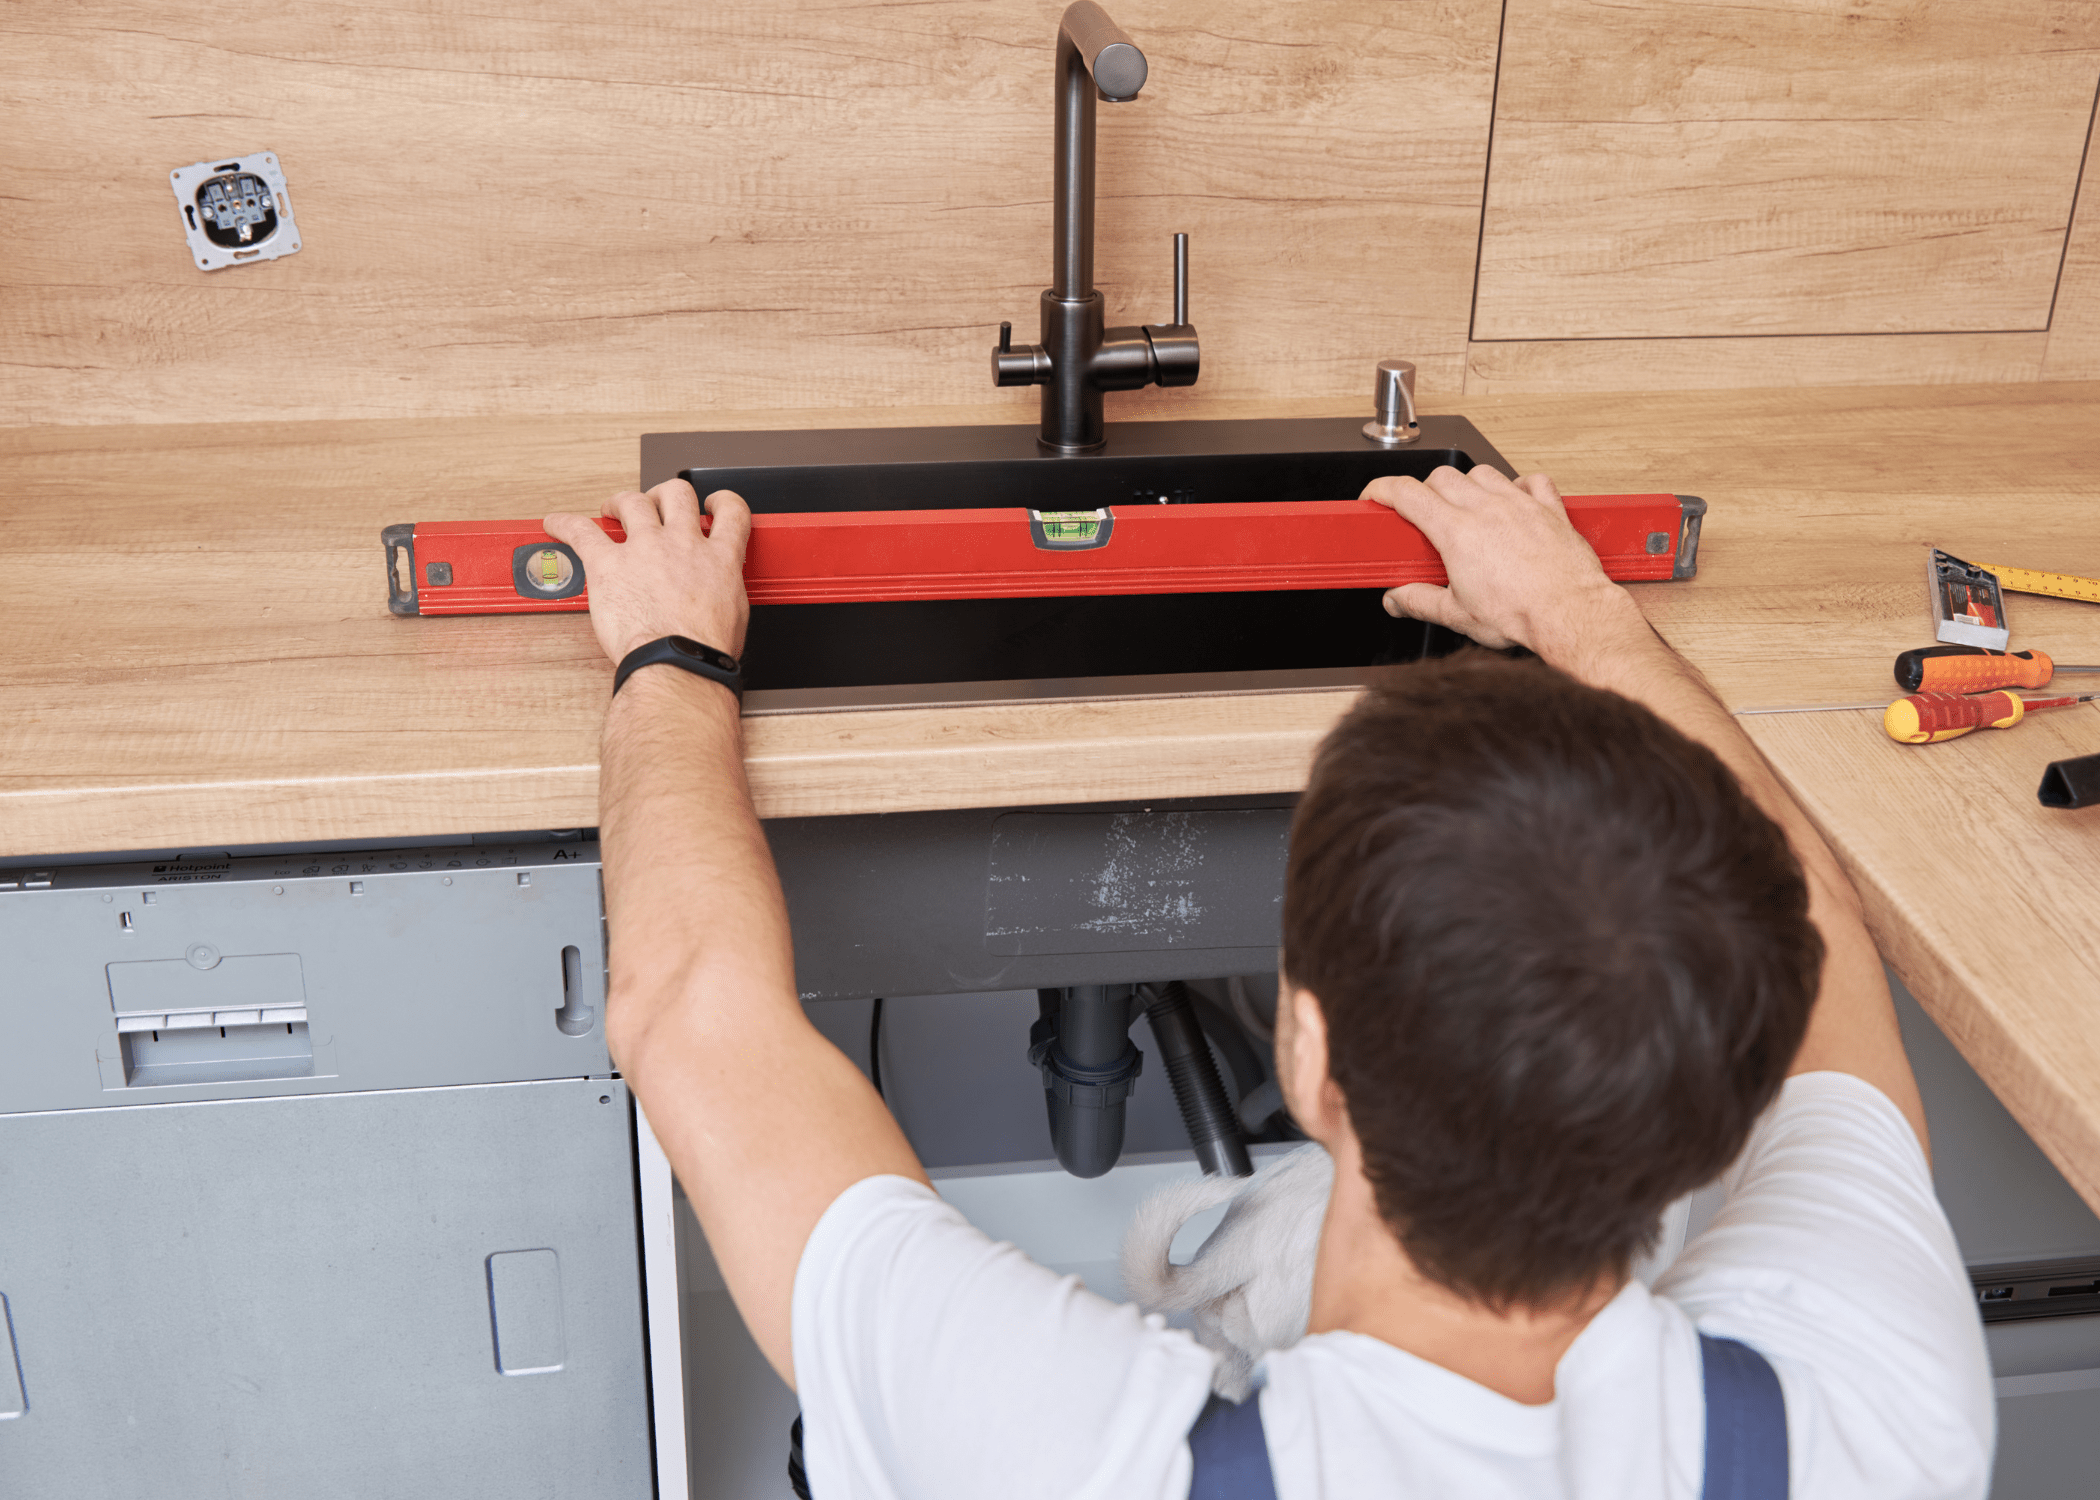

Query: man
[544,465,1992,1498]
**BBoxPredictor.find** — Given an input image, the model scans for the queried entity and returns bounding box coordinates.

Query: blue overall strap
[1700,1333,1789,1499]
[1187,1391,1278,1500]
[1187,1336,1785,1499]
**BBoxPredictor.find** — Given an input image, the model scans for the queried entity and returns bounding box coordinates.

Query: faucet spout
[992,2,1198,453]
[1053,2,1146,299]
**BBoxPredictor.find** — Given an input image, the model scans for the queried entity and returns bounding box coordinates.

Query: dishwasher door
[0,1077,652,1500]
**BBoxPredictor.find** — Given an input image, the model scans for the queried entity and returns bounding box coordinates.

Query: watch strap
[612,635,744,702]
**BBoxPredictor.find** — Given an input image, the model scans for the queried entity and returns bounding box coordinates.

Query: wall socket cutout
[169,152,302,272]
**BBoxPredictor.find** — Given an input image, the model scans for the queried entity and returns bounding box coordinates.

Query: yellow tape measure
[1971,563,2100,607]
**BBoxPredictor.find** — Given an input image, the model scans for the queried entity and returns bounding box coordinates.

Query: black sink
[638,415,1515,712]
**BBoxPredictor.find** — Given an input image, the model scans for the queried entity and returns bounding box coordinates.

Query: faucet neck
[991,4,1189,453]
[1052,27,1095,301]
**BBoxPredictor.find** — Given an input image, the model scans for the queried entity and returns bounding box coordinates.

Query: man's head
[1277,653,1821,1311]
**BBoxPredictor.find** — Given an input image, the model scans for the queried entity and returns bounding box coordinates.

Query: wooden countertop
[8,383,2100,1205]
[3,397,1378,851]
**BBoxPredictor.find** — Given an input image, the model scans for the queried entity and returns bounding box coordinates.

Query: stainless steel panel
[0,1080,651,1499]
[0,842,609,1114]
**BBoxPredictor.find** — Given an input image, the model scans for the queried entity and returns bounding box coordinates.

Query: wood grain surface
[1472,0,2100,341]
[2045,94,2100,379]
[1463,382,2100,710]
[0,0,1502,426]
[8,1,2100,418]
[1465,330,2051,395]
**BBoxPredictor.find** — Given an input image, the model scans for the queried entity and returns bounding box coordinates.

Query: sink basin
[638,415,1516,712]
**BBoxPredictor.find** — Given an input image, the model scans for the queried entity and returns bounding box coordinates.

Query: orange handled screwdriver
[1884,690,2099,744]
[1893,645,2100,694]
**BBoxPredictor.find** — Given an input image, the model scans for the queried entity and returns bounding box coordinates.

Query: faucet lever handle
[1140,236,1199,389]
[992,321,1052,388]
[1172,232,1188,328]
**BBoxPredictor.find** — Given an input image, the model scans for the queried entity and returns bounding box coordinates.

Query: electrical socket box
[170,151,301,271]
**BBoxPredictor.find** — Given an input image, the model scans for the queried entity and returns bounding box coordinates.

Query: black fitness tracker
[612,635,744,702]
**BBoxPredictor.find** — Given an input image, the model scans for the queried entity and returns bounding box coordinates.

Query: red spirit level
[384,495,1704,616]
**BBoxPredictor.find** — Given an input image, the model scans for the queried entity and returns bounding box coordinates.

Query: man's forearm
[599,668,925,1383]
[599,673,790,1037]
[1534,591,1929,1148]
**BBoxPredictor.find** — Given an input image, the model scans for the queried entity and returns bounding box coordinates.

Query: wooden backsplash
[1469,0,2100,392]
[3,0,2096,426]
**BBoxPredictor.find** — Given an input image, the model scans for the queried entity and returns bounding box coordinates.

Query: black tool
[2038,752,2100,809]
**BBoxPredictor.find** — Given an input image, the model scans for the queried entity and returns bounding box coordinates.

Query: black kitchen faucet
[991,1,1199,453]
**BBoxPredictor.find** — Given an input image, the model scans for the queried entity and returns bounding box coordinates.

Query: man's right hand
[1360,465,1643,663]
[544,479,751,670]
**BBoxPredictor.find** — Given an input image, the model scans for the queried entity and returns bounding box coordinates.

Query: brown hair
[1283,653,1820,1309]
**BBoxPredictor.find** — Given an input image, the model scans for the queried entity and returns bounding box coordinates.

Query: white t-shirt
[791,1072,1994,1499]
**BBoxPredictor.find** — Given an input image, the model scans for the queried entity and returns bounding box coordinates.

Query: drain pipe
[1030,985,1144,1179]
[1142,981,1253,1178]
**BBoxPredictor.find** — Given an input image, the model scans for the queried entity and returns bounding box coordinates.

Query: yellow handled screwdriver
[1893,645,2100,694]
[1884,689,2100,745]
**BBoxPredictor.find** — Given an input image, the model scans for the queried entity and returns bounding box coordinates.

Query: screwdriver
[1894,645,2100,694]
[1884,690,2100,745]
